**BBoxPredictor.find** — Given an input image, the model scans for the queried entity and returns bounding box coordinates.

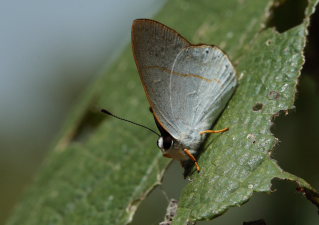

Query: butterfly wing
[167,45,237,146]
[132,19,237,146]
[132,19,190,139]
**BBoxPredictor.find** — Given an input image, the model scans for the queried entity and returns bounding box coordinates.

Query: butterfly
[131,19,237,173]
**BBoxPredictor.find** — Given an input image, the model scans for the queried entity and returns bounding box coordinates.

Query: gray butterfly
[132,19,237,172]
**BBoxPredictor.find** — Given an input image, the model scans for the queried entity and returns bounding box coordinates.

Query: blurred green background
[0,0,318,225]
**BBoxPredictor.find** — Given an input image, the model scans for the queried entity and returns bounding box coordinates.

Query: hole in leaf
[253,103,263,111]
[71,107,105,142]
[266,0,307,33]
[265,39,273,46]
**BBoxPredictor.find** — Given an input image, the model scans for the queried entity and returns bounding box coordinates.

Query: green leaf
[6,0,319,225]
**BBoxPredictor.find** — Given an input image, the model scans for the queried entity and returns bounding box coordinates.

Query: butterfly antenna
[101,109,160,137]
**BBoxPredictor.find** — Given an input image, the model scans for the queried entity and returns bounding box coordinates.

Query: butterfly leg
[183,149,200,172]
[200,127,229,135]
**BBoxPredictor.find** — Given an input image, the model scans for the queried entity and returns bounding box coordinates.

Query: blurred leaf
[6,0,319,225]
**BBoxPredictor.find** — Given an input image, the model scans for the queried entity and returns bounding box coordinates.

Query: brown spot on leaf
[253,103,263,111]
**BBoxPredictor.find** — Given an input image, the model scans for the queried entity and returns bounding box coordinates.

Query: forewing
[132,19,190,138]
[168,45,237,138]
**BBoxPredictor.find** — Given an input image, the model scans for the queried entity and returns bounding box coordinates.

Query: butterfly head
[157,136,189,161]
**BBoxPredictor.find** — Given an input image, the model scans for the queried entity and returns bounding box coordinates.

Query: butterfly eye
[157,136,173,150]
[163,136,173,149]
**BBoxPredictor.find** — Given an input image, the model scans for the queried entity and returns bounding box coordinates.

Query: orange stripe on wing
[144,65,221,83]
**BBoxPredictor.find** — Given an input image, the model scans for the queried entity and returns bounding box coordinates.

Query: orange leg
[200,127,229,135]
[183,149,200,172]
